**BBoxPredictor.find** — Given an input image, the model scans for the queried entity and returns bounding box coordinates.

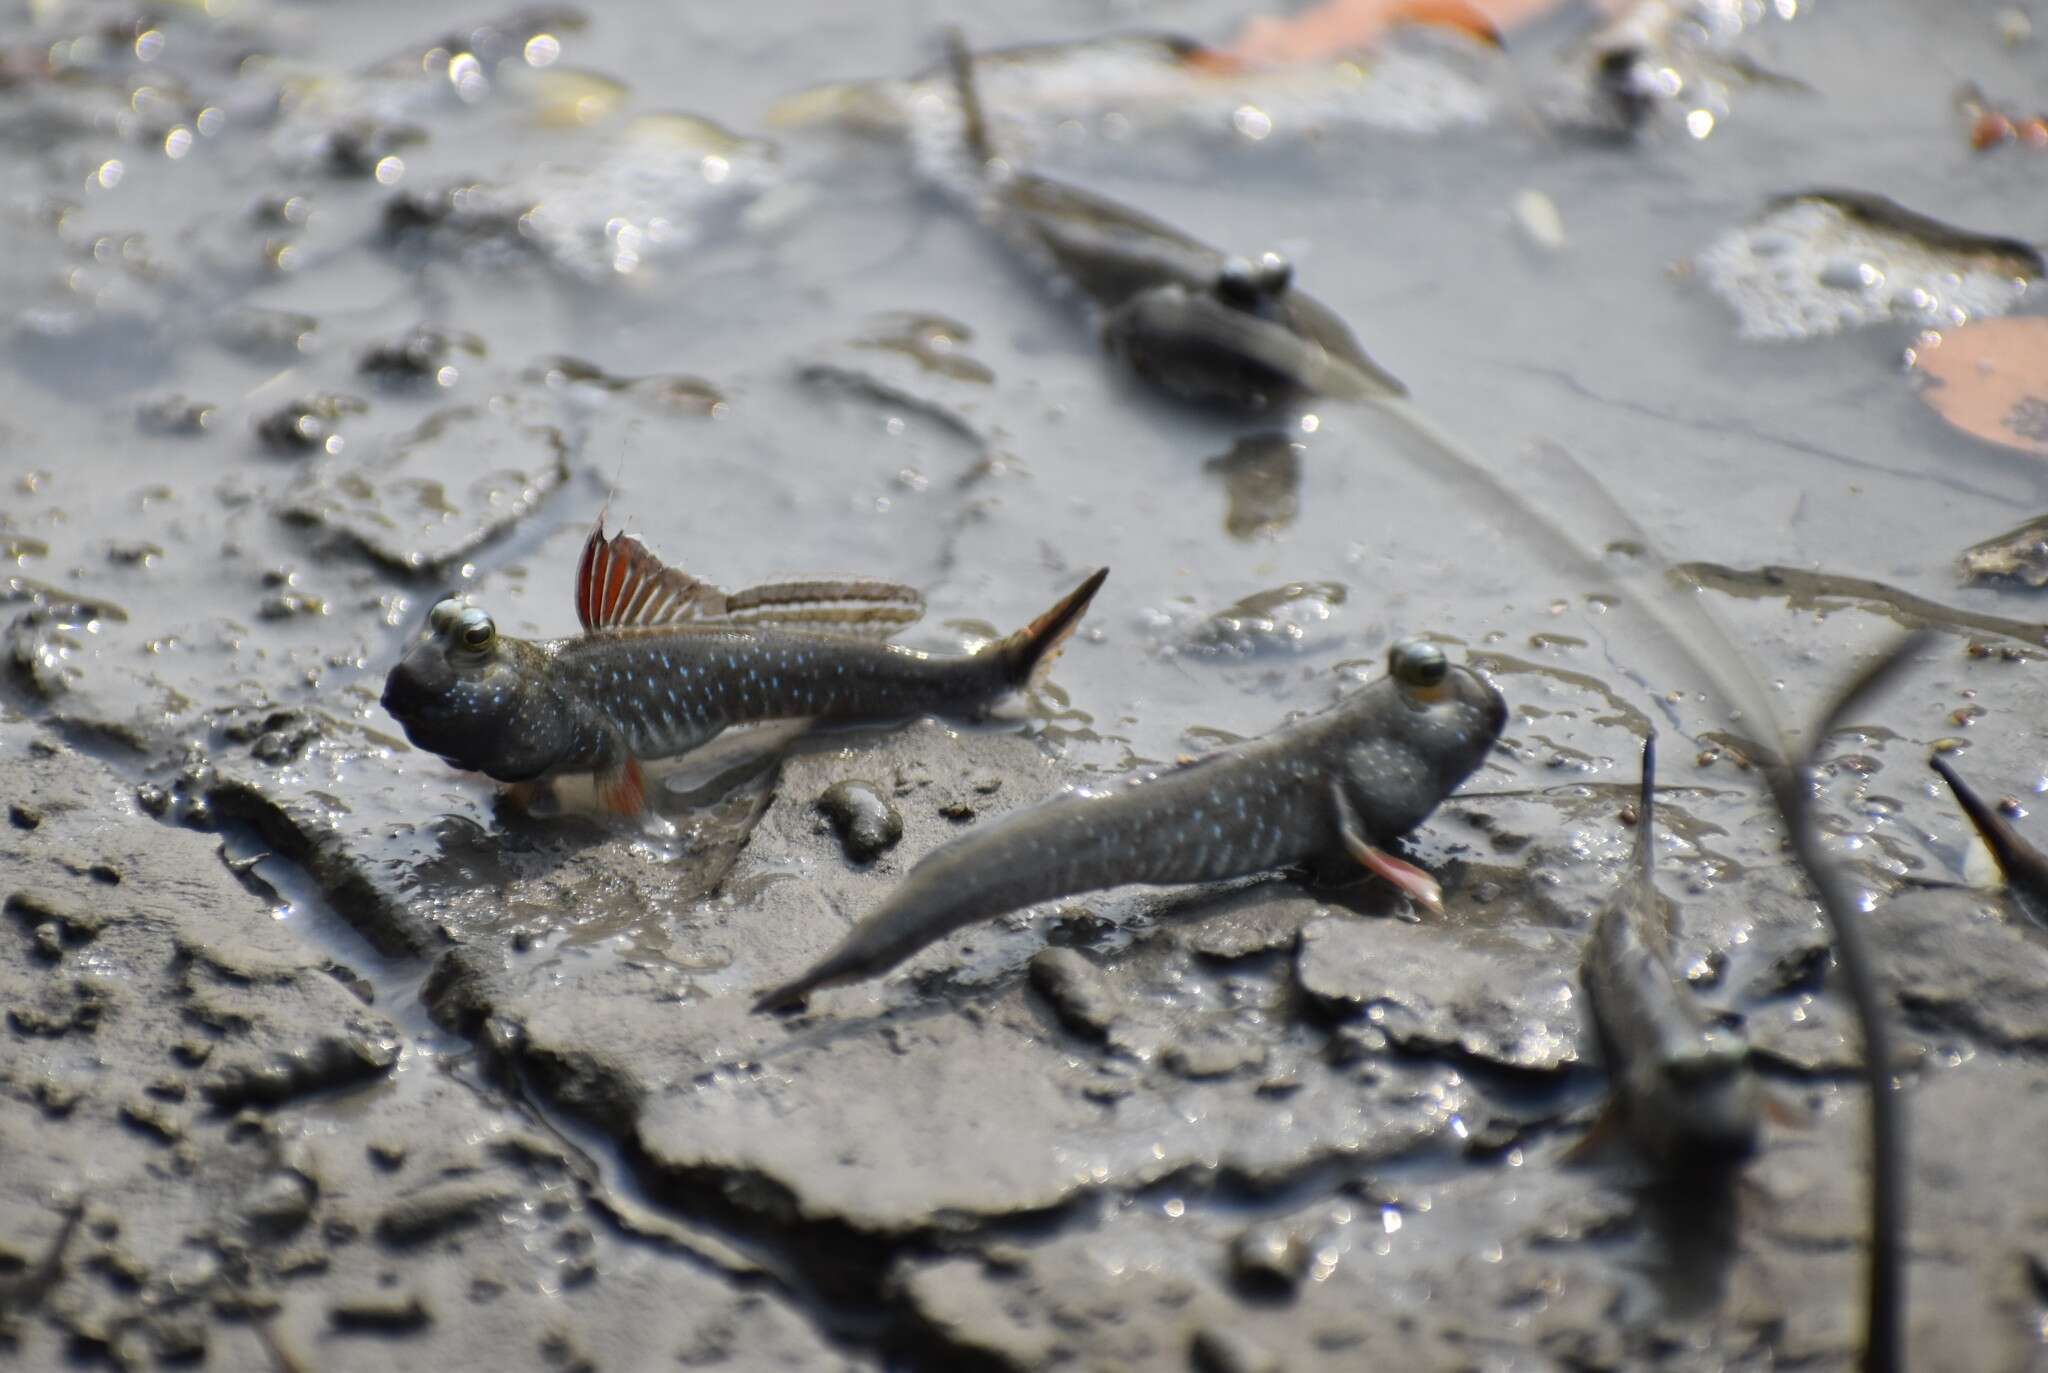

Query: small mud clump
[816,780,903,862]
[255,393,367,455]
[358,326,483,387]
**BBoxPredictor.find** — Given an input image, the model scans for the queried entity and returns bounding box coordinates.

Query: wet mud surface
[6,0,2048,1367]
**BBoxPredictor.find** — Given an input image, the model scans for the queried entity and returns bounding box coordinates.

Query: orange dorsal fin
[575,522,722,632]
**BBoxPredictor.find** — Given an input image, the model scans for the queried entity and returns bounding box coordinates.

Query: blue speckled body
[383,542,1102,814]
[756,655,1507,1007]
[384,622,1021,786]
[545,626,1017,775]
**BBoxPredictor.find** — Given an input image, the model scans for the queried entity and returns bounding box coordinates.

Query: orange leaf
[1912,316,2048,458]
[1226,0,1558,66]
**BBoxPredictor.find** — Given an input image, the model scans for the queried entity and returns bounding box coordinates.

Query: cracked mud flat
[7,0,2048,1368]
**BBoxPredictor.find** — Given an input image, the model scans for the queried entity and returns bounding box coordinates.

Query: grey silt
[755,640,1506,1010]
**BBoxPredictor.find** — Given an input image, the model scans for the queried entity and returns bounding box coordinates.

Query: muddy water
[5,0,2048,1367]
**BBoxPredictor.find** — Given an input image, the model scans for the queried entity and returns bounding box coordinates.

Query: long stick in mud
[1364,392,1915,1373]
[1772,630,1931,1373]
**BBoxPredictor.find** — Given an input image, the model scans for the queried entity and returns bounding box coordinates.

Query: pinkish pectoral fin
[503,779,553,810]
[596,757,649,816]
[1558,1103,1625,1168]
[1331,783,1443,914]
[1760,1090,1808,1129]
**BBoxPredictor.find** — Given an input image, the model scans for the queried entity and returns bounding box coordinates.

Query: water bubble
[524,33,561,67]
[1818,257,1883,292]
[449,52,487,102]
[1232,105,1274,141]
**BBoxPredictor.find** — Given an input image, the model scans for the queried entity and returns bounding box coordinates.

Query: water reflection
[1205,432,1301,540]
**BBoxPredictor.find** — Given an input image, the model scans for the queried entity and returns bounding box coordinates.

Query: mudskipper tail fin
[988,568,1108,691]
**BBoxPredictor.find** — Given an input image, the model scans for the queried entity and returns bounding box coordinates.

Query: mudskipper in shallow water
[754,638,1505,1010]
[381,523,1107,815]
[941,29,1406,412]
[1577,735,1761,1173]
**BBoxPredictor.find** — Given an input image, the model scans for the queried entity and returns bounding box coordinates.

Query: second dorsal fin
[574,522,927,638]
[714,578,925,639]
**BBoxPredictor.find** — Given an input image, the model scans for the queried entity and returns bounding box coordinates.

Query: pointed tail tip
[1011,567,1109,689]
[1640,730,1656,814]
[1930,751,2048,909]
[1930,752,1990,833]
[1931,752,2004,848]
[752,975,816,1015]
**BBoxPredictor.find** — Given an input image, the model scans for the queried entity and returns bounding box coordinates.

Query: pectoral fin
[503,779,553,810]
[596,757,648,816]
[1559,1102,1626,1167]
[1760,1090,1809,1129]
[1331,783,1443,914]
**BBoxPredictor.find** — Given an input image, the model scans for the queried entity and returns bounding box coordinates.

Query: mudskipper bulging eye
[1251,250,1291,296]
[1389,638,1449,690]
[427,596,462,633]
[1216,255,1260,306]
[457,606,496,651]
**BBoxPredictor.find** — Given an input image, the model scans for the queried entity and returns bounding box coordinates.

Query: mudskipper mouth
[378,662,448,724]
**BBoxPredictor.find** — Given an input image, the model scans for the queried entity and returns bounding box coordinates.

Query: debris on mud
[358,325,486,388]
[4,588,127,702]
[526,354,725,415]
[277,398,570,575]
[1957,82,2048,151]
[1176,580,1347,657]
[134,394,218,436]
[383,113,779,280]
[1960,514,2048,587]
[1027,946,1122,1038]
[774,22,1504,158]
[254,393,369,455]
[1694,190,2041,341]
